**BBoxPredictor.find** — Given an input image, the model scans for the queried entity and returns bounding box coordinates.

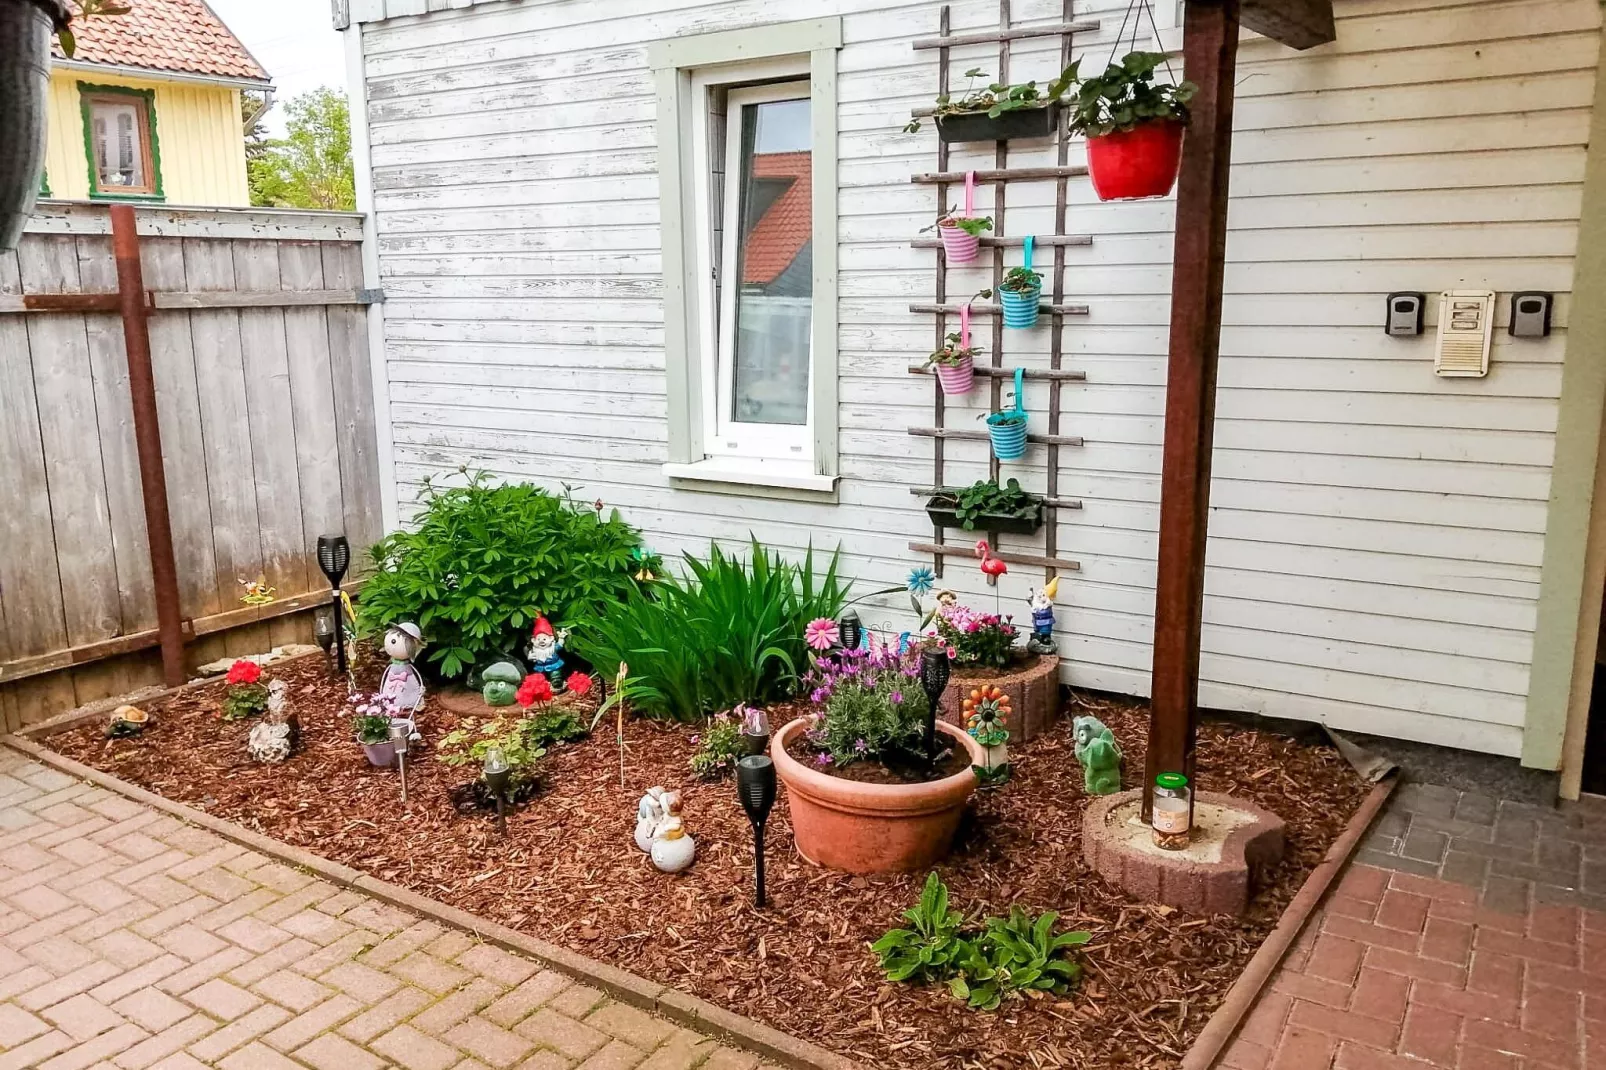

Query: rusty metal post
[1143,0,1241,824]
[110,205,186,686]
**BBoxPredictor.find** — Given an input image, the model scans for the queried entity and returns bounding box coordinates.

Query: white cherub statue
[247,680,295,763]
[634,787,666,852]
[649,791,694,873]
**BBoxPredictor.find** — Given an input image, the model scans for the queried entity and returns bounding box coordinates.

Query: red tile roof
[53,0,271,84]
[742,151,812,287]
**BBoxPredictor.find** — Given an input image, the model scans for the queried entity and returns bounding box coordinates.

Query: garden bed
[45,654,1369,1070]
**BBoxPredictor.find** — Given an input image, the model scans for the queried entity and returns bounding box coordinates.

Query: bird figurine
[650,816,696,873]
[634,787,666,852]
[975,540,1008,584]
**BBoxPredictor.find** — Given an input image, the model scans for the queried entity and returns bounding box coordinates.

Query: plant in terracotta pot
[923,331,982,397]
[773,643,985,874]
[1066,51,1197,201]
[926,477,1044,534]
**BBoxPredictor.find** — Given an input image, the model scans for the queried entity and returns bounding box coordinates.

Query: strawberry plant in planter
[924,331,982,396]
[932,210,992,263]
[926,478,1044,534]
[1067,52,1197,201]
[904,65,1078,143]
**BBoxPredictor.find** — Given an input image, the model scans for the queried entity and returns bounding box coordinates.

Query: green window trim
[38,169,50,198]
[78,82,165,202]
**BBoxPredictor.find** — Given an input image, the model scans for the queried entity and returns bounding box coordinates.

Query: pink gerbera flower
[804,618,837,651]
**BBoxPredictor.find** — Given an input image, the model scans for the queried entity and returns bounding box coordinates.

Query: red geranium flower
[565,672,593,697]
[517,673,553,708]
[226,659,262,685]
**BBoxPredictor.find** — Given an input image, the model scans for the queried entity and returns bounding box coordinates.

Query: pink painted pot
[938,219,980,264]
[934,355,974,396]
[772,718,984,875]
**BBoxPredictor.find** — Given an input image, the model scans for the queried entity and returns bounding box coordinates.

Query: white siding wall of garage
[348,0,1601,758]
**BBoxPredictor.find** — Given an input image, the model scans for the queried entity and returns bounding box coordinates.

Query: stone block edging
[1,732,865,1070]
[937,653,1061,741]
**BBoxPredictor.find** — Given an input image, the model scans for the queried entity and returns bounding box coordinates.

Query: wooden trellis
[906,1,1096,580]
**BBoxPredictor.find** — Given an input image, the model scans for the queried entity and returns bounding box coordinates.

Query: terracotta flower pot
[772,718,985,875]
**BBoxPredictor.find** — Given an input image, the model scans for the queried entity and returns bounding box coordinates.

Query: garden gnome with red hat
[525,616,568,692]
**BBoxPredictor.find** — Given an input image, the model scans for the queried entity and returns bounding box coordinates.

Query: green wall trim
[77,81,166,202]
[650,17,843,480]
[1523,25,1606,771]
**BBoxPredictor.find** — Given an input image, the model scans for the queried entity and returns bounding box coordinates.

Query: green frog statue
[1072,715,1123,796]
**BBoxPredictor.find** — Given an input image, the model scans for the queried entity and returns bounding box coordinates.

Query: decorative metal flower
[804,618,838,651]
[907,566,936,596]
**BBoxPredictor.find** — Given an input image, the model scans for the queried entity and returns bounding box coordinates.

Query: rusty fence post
[110,204,186,687]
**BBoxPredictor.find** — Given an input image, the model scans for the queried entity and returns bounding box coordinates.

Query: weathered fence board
[0,203,381,729]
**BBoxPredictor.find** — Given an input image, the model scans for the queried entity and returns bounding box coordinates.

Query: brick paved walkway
[0,749,761,1070]
[1225,782,1606,1070]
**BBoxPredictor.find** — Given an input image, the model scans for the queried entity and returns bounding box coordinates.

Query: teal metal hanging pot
[0,0,66,250]
[998,235,1042,329]
[986,367,1028,461]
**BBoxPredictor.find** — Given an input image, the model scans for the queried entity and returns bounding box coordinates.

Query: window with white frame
[651,19,841,494]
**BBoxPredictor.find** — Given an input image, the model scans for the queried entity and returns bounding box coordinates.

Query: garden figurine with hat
[379,623,427,735]
[526,615,568,691]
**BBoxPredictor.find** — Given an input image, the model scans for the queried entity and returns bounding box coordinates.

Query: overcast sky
[208,0,348,136]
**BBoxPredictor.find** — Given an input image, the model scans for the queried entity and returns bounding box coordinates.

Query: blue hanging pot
[998,235,1042,329]
[986,367,1028,461]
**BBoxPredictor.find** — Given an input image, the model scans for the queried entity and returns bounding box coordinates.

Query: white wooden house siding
[350,0,1600,758]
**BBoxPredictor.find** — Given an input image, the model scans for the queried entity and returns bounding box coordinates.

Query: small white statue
[650,816,696,873]
[247,681,295,763]
[634,787,666,853]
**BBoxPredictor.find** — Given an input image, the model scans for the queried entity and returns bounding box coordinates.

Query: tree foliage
[247,88,356,211]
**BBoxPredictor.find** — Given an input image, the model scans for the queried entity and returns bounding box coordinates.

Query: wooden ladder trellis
[906,1,1096,582]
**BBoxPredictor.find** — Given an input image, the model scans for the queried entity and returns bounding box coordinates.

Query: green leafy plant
[870,872,970,984]
[994,267,1042,294]
[923,332,981,370]
[922,208,994,238]
[222,684,269,721]
[359,472,648,680]
[352,714,391,744]
[247,88,355,211]
[904,64,1080,133]
[438,717,549,786]
[930,478,1042,530]
[1065,52,1198,139]
[873,874,1092,1011]
[570,540,885,722]
[689,714,745,780]
[524,709,589,748]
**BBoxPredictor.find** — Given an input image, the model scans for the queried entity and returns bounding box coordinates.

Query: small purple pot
[361,740,396,768]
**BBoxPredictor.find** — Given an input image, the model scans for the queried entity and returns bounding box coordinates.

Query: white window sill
[662,459,838,493]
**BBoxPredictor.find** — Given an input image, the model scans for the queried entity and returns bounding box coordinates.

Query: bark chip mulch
[49,654,1369,1070]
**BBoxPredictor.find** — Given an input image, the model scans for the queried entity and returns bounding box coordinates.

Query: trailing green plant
[352,714,391,745]
[689,713,745,780]
[1064,52,1197,138]
[359,472,648,680]
[923,332,981,370]
[873,874,1092,1011]
[570,540,891,722]
[801,645,931,768]
[931,478,1041,530]
[870,872,969,984]
[438,716,549,787]
[904,64,1079,133]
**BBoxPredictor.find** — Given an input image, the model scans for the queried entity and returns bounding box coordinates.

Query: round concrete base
[1082,789,1286,915]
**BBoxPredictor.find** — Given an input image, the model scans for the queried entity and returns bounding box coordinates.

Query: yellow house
[42,0,272,207]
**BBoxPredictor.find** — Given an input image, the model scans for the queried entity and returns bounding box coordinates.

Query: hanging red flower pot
[1086,119,1185,201]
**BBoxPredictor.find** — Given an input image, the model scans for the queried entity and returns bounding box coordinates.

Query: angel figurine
[634,787,666,852]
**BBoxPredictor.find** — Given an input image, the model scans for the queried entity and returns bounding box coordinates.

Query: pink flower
[804,618,837,651]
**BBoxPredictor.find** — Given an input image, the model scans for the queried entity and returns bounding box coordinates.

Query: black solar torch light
[316,535,351,676]
[919,646,951,763]
[483,748,512,837]
[737,755,777,908]
[837,609,862,651]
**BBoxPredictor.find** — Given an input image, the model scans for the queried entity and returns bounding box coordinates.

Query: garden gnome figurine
[1073,715,1123,795]
[248,681,295,763]
[649,792,695,873]
[526,616,567,691]
[634,787,666,852]
[1026,577,1059,655]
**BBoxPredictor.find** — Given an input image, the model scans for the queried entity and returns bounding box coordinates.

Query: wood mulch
[48,653,1369,1070]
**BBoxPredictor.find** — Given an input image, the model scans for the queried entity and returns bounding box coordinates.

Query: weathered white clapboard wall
[0,202,383,728]
[352,0,1598,757]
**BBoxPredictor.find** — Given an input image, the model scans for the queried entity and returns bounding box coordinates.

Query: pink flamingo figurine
[975,540,1008,588]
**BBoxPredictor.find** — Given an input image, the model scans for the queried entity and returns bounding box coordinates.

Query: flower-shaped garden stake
[963,685,1012,787]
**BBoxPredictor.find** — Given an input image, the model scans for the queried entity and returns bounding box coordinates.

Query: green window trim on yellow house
[77,82,165,203]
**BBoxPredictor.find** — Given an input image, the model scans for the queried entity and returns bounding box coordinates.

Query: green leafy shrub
[569,540,859,722]
[873,874,1091,1011]
[904,64,1079,133]
[689,715,745,780]
[352,714,390,744]
[223,684,269,721]
[1065,52,1197,138]
[438,717,549,788]
[929,478,1042,530]
[359,473,647,680]
[524,709,589,748]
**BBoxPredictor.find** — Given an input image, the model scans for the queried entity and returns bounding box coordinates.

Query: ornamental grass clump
[931,601,1018,669]
[802,644,931,769]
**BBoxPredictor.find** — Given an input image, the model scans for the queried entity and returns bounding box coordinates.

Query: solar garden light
[919,645,951,763]
[316,535,351,676]
[838,609,862,651]
[736,755,777,908]
[389,721,410,804]
[483,747,512,837]
[312,604,337,665]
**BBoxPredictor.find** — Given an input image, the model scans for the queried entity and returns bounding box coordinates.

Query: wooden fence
[0,202,382,729]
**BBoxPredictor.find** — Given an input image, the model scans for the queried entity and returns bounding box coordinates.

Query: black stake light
[483,747,511,837]
[316,535,351,676]
[838,609,862,652]
[736,755,777,907]
[919,646,951,763]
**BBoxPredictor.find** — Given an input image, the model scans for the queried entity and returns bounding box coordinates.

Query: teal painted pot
[999,284,1041,329]
[987,416,1028,460]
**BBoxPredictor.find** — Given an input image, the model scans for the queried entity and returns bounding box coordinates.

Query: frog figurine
[525,616,567,691]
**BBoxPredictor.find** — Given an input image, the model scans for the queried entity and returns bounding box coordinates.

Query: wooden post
[110,205,186,687]
[1142,0,1241,823]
